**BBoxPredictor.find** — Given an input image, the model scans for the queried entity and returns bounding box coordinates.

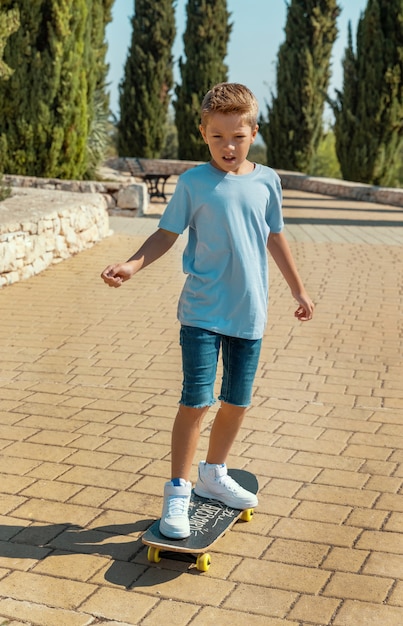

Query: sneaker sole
[159,521,190,539]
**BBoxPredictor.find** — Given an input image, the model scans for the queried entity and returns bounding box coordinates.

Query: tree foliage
[0,6,20,80]
[329,0,403,186]
[118,0,176,158]
[0,1,112,179]
[0,6,19,200]
[90,1,113,108]
[86,0,114,178]
[309,130,342,178]
[175,0,232,160]
[260,0,340,172]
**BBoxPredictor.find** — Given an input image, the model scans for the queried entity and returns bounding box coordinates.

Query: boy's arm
[267,231,314,321]
[101,228,179,288]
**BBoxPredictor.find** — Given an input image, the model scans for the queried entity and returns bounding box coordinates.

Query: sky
[106,0,368,121]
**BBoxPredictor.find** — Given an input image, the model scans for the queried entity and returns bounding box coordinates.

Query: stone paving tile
[0,597,93,626]
[321,546,369,573]
[288,594,341,624]
[191,606,299,626]
[0,570,95,609]
[79,586,158,623]
[333,600,403,626]
[0,190,403,625]
[139,600,199,626]
[323,570,394,602]
[134,567,235,605]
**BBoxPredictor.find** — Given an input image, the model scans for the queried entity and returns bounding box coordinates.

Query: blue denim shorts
[179,325,262,408]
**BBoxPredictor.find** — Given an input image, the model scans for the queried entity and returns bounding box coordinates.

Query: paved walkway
[0,188,402,626]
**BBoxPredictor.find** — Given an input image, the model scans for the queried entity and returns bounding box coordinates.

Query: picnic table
[125,158,202,201]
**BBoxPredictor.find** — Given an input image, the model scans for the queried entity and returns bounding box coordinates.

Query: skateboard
[142,468,258,572]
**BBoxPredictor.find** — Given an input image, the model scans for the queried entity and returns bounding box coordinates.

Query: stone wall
[278,171,403,208]
[0,188,110,288]
[4,172,149,215]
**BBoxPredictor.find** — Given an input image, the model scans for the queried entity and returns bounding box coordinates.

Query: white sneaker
[194,461,258,508]
[159,478,191,539]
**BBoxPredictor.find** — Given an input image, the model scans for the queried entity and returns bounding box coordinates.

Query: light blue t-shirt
[158,162,284,339]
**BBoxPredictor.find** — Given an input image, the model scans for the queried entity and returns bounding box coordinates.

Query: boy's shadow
[1,520,185,588]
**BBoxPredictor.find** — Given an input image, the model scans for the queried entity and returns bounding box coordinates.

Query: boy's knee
[220,401,248,417]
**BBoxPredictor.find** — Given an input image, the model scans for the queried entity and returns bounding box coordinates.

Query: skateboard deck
[142,468,258,571]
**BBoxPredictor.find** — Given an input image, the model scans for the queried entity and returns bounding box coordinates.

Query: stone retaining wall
[4,172,149,215]
[278,171,403,208]
[0,188,110,288]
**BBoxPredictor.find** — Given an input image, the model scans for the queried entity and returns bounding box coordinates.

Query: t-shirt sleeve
[266,171,284,233]
[158,174,192,235]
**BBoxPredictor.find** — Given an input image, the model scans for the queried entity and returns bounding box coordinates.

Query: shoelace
[167,496,188,517]
[217,475,243,494]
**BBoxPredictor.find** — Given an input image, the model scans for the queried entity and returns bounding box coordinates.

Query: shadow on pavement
[1,520,186,588]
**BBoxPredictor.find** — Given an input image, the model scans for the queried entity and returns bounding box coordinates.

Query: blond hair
[200,83,259,128]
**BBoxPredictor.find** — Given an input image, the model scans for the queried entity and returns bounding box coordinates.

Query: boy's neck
[210,159,256,176]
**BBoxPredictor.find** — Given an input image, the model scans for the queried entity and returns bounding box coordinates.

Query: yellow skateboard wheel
[196,553,211,572]
[147,546,161,563]
[240,508,254,522]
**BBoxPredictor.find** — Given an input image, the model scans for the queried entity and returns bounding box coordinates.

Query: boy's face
[199,112,258,175]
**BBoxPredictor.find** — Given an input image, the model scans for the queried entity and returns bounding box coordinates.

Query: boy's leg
[171,404,210,480]
[160,404,210,539]
[194,401,257,508]
[160,325,217,538]
[205,401,247,465]
[194,334,261,508]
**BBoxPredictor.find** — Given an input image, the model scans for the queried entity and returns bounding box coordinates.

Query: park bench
[125,158,202,201]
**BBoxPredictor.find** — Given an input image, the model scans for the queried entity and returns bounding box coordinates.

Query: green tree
[161,108,179,159]
[0,1,92,178]
[118,0,176,158]
[0,6,19,80]
[395,142,403,186]
[0,1,112,179]
[309,129,342,178]
[327,23,357,182]
[90,1,113,109]
[330,0,403,186]
[86,0,114,177]
[260,0,340,172]
[0,6,19,200]
[175,0,232,160]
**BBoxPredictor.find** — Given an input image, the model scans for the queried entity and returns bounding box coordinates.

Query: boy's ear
[251,124,259,143]
[199,124,208,144]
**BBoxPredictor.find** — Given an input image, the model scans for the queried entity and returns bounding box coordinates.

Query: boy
[101,83,314,539]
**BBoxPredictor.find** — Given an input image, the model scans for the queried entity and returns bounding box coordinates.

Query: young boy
[101,83,314,539]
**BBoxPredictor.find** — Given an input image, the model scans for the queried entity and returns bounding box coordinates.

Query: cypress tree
[0,5,19,182]
[330,0,403,186]
[90,1,113,107]
[260,0,340,172]
[0,7,19,80]
[86,0,114,177]
[118,0,176,158]
[175,0,232,161]
[328,23,358,182]
[0,1,91,179]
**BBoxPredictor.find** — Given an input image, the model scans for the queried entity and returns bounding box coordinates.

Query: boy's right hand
[100,262,134,287]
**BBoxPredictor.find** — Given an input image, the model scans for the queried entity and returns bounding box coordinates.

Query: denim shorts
[179,325,262,408]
